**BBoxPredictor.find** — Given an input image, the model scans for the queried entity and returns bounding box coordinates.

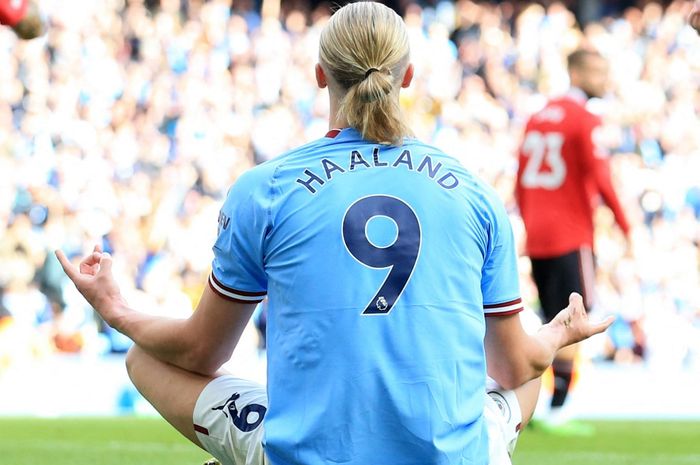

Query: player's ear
[315,63,328,89]
[401,63,414,89]
[568,67,581,88]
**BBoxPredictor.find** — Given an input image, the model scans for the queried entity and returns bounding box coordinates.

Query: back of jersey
[212,128,521,465]
[516,97,599,257]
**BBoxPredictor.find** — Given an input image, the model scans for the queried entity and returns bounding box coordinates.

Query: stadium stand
[0,0,698,382]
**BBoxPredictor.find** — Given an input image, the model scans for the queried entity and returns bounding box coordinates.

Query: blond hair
[319,2,412,146]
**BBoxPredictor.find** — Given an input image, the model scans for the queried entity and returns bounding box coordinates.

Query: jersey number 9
[342,195,421,315]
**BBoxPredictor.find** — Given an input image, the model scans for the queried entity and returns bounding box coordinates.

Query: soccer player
[515,49,630,433]
[58,3,612,464]
[0,0,42,40]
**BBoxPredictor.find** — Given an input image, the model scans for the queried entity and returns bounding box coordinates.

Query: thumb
[568,292,584,308]
[97,252,113,274]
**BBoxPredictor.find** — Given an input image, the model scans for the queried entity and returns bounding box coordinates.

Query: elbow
[500,374,531,391]
[183,346,227,376]
[489,355,549,390]
[182,339,232,376]
[491,376,520,391]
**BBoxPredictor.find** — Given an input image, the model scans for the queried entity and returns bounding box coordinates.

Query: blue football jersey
[210,128,523,465]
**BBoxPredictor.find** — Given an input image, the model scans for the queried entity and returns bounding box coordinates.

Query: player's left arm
[485,293,613,389]
[56,248,256,376]
[580,116,630,236]
[480,192,612,388]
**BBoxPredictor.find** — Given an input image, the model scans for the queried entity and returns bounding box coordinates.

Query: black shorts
[530,247,595,323]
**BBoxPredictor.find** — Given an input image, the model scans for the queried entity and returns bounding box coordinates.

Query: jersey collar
[325,127,362,140]
[565,87,588,105]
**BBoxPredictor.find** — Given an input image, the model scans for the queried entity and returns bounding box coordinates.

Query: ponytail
[319,2,412,146]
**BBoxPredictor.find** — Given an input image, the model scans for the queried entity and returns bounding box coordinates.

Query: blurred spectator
[0,0,698,372]
[0,0,44,40]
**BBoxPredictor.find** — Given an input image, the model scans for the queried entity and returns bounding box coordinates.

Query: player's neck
[328,97,349,130]
[328,114,349,131]
[566,87,589,104]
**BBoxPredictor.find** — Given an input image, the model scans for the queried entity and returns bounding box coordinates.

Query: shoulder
[544,98,600,133]
[413,139,507,219]
[559,97,599,122]
[473,177,508,222]
[569,104,601,136]
[525,98,572,126]
[410,138,500,192]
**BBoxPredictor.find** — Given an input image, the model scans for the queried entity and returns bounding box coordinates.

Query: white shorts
[193,376,522,465]
[485,389,522,464]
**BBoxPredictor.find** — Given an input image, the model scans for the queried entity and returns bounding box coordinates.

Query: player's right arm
[57,169,271,376]
[56,248,257,376]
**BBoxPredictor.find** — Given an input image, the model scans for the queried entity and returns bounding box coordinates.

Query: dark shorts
[530,247,595,323]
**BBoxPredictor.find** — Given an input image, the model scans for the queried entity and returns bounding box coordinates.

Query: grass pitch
[515,420,700,465]
[0,417,698,465]
[0,417,210,465]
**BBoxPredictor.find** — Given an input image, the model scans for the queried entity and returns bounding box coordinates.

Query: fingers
[568,292,584,308]
[97,252,113,275]
[564,291,614,338]
[587,315,616,337]
[80,251,103,274]
[57,247,111,281]
[55,250,81,282]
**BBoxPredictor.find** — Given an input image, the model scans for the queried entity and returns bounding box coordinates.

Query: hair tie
[364,67,381,79]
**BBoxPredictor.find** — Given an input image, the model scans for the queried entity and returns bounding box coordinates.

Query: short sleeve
[481,194,523,317]
[209,169,270,303]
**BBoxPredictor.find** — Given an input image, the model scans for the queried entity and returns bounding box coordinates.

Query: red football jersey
[516,90,630,258]
[0,0,28,27]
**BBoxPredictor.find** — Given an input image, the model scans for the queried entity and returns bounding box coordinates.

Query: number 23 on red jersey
[520,131,566,190]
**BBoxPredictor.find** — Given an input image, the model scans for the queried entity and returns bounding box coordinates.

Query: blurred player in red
[515,49,630,434]
[0,0,43,39]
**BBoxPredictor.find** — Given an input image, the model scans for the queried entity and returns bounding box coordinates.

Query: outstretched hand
[55,246,127,328]
[551,293,614,348]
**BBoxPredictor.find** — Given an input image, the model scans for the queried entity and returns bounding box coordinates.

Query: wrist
[106,300,134,335]
[537,321,568,354]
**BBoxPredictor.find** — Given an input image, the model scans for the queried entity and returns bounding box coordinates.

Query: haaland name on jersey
[295,148,460,194]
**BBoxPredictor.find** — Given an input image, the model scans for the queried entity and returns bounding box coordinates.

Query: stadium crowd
[1,0,699,375]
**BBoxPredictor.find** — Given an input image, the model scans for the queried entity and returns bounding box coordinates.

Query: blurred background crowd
[1,0,699,377]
